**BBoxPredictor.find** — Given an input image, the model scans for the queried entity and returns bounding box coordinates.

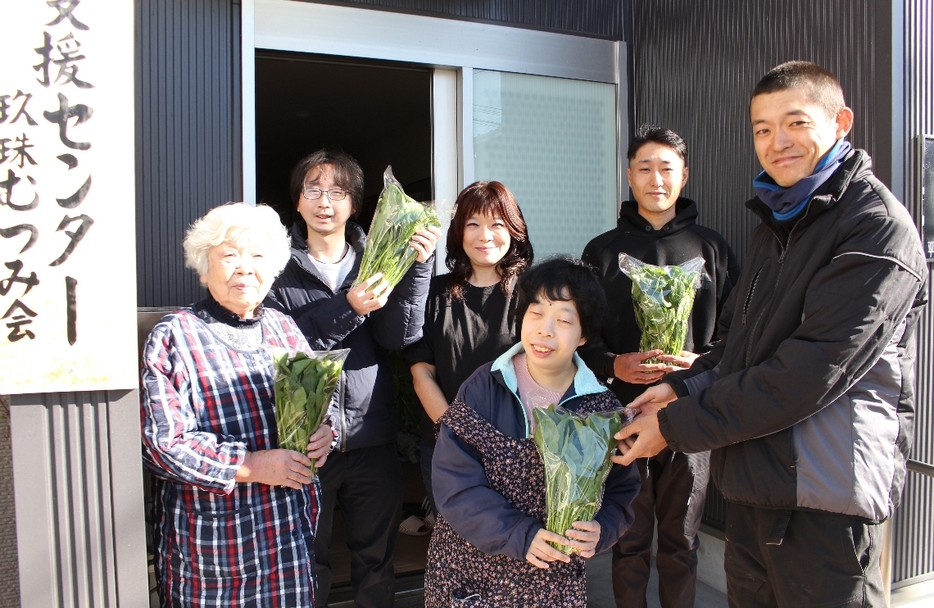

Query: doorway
[254,51,432,229]
[253,51,434,596]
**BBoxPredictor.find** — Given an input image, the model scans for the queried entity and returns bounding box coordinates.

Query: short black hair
[626,124,688,164]
[751,61,845,119]
[289,148,365,217]
[515,256,607,343]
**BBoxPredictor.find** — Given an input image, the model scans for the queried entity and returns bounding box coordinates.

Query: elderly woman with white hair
[140,202,333,607]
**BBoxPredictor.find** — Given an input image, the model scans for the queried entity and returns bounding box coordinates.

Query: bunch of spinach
[618,254,705,363]
[532,404,626,554]
[355,166,441,289]
[272,348,348,472]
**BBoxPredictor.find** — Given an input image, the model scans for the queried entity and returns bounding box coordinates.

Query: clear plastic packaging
[618,254,705,361]
[355,165,441,288]
[272,348,349,472]
[532,404,634,554]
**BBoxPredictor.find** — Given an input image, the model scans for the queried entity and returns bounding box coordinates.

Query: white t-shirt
[308,244,356,292]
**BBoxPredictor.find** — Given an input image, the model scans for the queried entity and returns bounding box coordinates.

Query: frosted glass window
[473,71,618,260]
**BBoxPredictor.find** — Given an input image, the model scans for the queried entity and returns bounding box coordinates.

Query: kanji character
[45,0,90,31]
[0,91,37,126]
[52,33,93,89]
[2,299,37,342]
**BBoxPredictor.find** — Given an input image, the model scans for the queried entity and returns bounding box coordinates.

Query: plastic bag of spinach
[271,348,349,475]
[354,165,441,289]
[618,254,705,363]
[532,404,632,554]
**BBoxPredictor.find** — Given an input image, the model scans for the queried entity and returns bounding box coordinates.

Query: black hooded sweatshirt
[580,198,741,405]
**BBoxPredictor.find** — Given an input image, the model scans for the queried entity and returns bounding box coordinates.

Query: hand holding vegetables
[305,424,334,468]
[612,350,671,384]
[611,384,677,467]
[347,272,392,316]
[408,224,443,263]
[354,166,441,288]
[235,449,314,490]
[272,349,348,476]
[532,404,628,554]
[525,519,603,569]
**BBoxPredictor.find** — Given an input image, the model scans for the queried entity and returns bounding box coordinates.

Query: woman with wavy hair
[402,181,534,534]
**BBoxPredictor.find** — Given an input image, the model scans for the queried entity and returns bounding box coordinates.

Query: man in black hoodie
[581,125,740,608]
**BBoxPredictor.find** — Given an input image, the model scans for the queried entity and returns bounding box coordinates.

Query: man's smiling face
[750,86,853,187]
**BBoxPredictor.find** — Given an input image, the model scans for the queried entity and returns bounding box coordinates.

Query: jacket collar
[288,220,367,289]
[491,342,608,402]
[748,149,870,231]
[289,220,367,254]
[616,197,699,236]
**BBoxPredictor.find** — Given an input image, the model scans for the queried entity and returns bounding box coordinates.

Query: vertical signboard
[923,135,934,261]
[0,0,136,393]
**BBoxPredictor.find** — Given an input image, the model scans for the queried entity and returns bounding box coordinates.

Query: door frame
[241,0,626,257]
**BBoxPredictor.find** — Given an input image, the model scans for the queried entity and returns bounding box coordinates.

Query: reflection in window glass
[473,71,618,259]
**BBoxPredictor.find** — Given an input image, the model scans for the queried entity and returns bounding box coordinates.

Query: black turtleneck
[193,294,265,350]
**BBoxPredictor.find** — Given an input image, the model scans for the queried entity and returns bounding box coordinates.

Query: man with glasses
[266,148,440,607]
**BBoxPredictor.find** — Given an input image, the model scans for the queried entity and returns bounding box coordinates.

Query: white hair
[183,203,291,277]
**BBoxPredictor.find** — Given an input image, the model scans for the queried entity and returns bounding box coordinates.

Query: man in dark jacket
[580,125,740,608]
[616,62,928,607]
[265,149,440,608]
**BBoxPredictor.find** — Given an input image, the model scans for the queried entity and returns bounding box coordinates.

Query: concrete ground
[586,549,727,608]
[584,544,934,608]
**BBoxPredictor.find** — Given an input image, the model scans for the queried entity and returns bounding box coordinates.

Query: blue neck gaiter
[753,138,852,222]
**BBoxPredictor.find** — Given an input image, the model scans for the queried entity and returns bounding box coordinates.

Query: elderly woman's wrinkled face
[202,237,276,318]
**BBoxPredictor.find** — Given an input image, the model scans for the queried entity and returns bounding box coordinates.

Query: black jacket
[265,220,432,451]
[580,198,741,404]
[662,150,928,521]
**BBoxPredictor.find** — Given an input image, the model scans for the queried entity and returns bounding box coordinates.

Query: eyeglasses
[302,187,348,201]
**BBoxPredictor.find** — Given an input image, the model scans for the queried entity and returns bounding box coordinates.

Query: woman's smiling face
[520,289,586,382]
[462,212,512,272]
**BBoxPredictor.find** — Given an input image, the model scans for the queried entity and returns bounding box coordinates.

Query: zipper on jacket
[741,266,765,326]
[337,372,348,452]
[743,224,800,368]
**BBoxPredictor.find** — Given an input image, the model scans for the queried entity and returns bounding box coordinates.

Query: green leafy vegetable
[272,348,348,473]
[532,404,626,554]
[619,254,705,363]
[354,165,441,289]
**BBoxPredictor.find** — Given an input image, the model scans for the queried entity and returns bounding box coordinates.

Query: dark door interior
[254,51,432,230]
